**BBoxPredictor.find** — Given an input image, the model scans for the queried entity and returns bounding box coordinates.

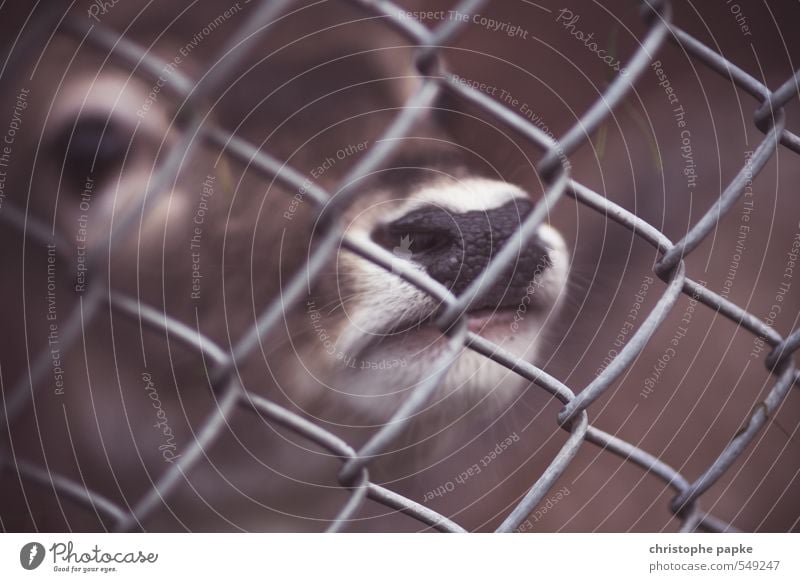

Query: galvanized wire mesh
[1,0,798,533]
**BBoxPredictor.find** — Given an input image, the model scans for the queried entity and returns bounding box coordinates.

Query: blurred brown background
[0,0,798,532]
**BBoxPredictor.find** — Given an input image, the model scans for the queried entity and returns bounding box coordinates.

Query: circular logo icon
[19,542,46,570]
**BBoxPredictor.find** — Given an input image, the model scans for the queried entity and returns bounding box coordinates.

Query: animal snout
[372,198,553,311]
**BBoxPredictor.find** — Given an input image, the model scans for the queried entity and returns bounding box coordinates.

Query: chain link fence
[0,0,798,532]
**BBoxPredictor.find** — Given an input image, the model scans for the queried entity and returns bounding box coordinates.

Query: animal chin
[320,293,547,419]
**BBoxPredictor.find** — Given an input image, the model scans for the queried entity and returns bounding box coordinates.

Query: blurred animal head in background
[0,0,798,533]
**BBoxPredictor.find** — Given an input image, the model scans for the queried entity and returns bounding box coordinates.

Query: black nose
[372,199,552,310]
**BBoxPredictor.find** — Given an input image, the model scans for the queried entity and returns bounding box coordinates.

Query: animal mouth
[377,304,527,339]
[464,307,517,333]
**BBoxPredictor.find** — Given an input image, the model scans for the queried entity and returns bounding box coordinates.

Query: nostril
[390,231,451,255]
[371,205,457,258]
